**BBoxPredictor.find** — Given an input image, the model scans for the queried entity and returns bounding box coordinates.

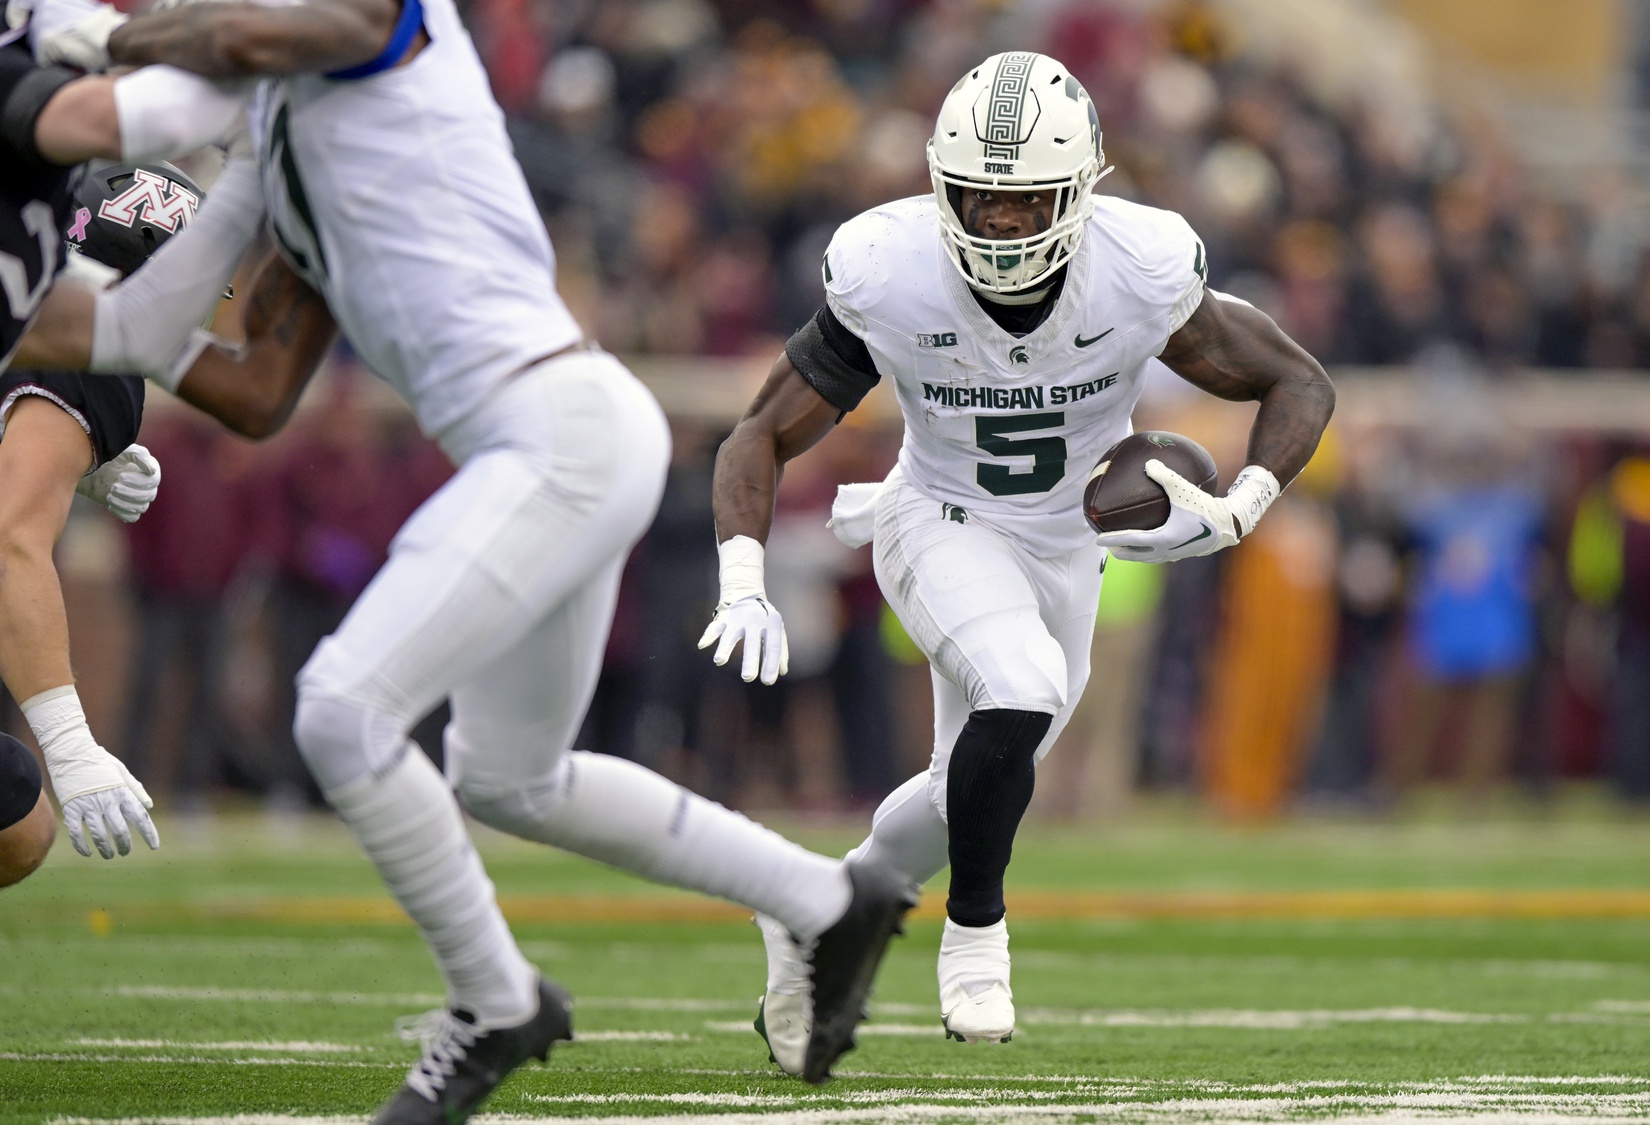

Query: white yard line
[103,988,1650,1031]
[71,1039,362,1053]
[45,1079,1650,1125]
[8,1052,398,1070]
[112,985,444,1006]
[1018,1007,1533,1029]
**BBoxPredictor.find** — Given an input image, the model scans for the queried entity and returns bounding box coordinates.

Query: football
[1083,431,1220,534]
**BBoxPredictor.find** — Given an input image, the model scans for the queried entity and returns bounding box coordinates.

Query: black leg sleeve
[945,708,1053,927]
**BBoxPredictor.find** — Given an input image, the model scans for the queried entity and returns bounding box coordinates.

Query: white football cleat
[753,912,810,1075]
[938,917,1015,1043]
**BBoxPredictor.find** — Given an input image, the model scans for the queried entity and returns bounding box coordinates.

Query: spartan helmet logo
[1009,345,1029,365]
[1146,433,1176,448]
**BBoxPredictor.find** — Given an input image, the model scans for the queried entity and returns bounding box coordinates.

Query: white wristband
[114,66,253,162]
[716,535,767,604]
[1227,465,1281,538]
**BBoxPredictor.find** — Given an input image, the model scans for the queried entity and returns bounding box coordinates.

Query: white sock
[460,751,851,940]
[325,748,538,1028]
[21,684,99,762]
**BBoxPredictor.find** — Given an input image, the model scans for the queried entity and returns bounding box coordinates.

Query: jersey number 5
[975,412,1066,496]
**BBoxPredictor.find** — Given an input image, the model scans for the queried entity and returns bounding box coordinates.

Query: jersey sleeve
[1153,210,1208,338]
[821,208,898,342]
[0,41,76,168]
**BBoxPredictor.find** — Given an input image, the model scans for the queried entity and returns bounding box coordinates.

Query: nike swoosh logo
[1074,328,1114,348]
[1169,526,1212,551]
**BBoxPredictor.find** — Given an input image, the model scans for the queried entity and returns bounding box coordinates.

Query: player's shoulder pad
[822,195,936,338]
[1087,195,1207,324]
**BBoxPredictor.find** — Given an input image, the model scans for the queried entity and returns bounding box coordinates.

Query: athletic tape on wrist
[20,684,91,770]
[1227,465,1281,538]
[716,535,767,604]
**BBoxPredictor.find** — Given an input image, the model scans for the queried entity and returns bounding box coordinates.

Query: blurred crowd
[496,0,1650,371]
[12,0,1650,821]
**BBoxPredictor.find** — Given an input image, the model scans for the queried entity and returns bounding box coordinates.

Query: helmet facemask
[927,52,1109,296]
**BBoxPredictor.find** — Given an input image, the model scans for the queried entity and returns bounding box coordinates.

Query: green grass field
[7,798,1650,1123]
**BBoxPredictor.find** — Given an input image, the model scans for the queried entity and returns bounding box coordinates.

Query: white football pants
[296,350,668,788]
[848,466,1102,884]
[293,351,851,1021]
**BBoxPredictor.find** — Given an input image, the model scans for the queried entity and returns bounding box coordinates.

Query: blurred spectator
[1570,452,1650,799]
[1303,443,1407,799]
[1378,432,1546,799]
[246,375,452,797]
[1035,557,1164,820]
[120,413,258,805]
[1199,477,1338,820]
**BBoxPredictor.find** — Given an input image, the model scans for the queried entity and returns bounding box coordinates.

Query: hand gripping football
[1083,431,1219,534]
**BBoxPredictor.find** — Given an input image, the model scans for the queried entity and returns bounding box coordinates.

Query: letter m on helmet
[97,168,200,234]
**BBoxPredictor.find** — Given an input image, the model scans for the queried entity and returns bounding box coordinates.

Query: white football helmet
[928,52,1108,295]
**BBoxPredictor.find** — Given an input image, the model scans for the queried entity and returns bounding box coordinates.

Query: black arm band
[785,306,881,414]
[1,64,77,168]
[0,733,43,832]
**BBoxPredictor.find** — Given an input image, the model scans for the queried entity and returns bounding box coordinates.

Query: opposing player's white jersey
[246,0,582,439]
[826,194,1206,557]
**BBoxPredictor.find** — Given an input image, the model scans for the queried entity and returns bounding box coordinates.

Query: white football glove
[1093,461,1280,564]
[77,444,161,523]
[9,0,127,70]
[698,535,789,685]
[48,743,159,859]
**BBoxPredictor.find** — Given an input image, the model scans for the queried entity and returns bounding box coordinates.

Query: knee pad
[1015,632,1069,714]
[453,756,570,843]
[457,751,688,882]
[292,690,413,794]
[0,733,42,832]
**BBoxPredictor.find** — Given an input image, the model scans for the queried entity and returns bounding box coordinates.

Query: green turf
[5,799,1650,1122]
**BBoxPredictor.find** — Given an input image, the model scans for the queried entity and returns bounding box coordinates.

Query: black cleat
[802,860,919,1084]
[372,977,573,1124]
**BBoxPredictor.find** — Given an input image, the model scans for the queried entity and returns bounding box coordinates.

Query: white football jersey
[825,194,1206,557]
[246,0,582,439]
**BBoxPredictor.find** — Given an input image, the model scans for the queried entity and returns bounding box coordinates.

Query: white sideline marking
[573,1031,694,1042]
[113,985,444,1006]
[72,1039,361,1053]
[1019,1006,1530,1029]
[47,1081,1650,1123]
[106,986,752,1012]
[45,1096,1650,1125]
[109,987,1646,1032]
[7,1053,397,1070]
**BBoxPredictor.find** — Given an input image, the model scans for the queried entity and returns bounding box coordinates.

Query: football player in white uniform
[706,52,1335,1063]
[22,0,918,1117]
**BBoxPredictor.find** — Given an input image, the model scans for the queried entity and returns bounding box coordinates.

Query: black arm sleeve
[784,306,881,414]
[0,44,76,168]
